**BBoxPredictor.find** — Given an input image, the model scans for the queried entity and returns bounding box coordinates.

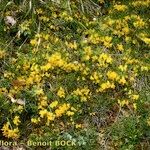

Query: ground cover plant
[0,0,150,149]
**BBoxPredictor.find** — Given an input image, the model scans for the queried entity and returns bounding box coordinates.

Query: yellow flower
[13,116,21,126]
[46,112,55,125]
[1,122,9,135]
[30,39,37,46]
[1,122,20,139]
[122,27,130,35]
[117,44,124,51]
[39,99,48,108]
[119,77,126,85]
[57,87,65,98]
[100,82,108,90]
[141,66,148,71]
[47,112,55,121]
[114,4,128,11]
[99,53,113,64]
[80,96,87,102]
[83,46,92,60]
[31,118,39,124]
[118,99,129,107]
[130,76,135,82]
[42,34,49,40]
[71,107,77,111]
[142,37,150,45]
[66,41,77,49]
[46,52,65,68]
[107,71,119,81]
[55,103,70,117]
[7,128,20,139]
[102,36,112,48]
[66,111,74,116]
[75,124,82,129]
[132,95,139,100]
[90,72,101,84]
[133,20,146,28]
[99,81,115,92]
[73,87,91,102]
[35,88,44,95]
[39,109,47,118]
[119,65,127,71]
[36,8,43,14]
[55,109,63,117]
[132,1,150,7]
[73,88,82,95]
[50,101,58,108]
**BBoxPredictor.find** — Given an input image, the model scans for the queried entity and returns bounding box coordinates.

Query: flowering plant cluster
[0,0,150,149]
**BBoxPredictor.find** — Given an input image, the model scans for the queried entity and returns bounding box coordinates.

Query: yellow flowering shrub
[0,0,150,149]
